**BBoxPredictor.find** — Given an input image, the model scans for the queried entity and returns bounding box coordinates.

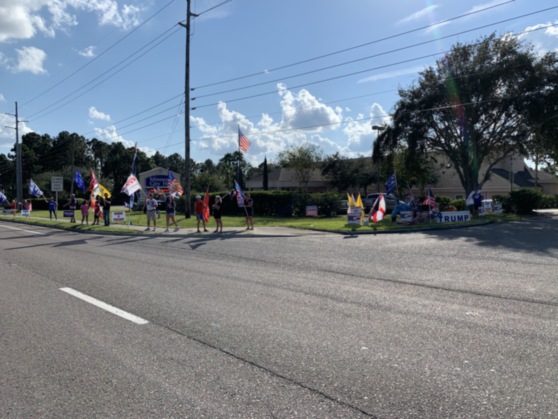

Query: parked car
[364,193,400,213]
[337,199,349,214]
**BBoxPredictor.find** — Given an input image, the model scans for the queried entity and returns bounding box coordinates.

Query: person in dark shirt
[212,195,223,233]
[102,193,111,226]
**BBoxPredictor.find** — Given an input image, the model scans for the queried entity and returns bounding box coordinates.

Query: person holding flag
[194,194,208,233]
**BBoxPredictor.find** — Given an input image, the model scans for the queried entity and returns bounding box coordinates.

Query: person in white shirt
[144,193,159,231]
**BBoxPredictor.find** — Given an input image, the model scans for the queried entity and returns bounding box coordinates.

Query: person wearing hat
[194,194,208,233]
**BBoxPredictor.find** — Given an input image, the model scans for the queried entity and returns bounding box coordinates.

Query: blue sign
[145,175,168,188]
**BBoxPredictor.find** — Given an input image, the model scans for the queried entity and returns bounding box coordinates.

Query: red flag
[203,187,210,223]
[372,195,386,223]
[239,127,251,152]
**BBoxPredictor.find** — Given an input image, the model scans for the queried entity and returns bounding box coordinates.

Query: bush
[493,194,512,213]
[436,196,452,211]
[539,194,558,209]
[509,189,543,214]
[451,198,466,211]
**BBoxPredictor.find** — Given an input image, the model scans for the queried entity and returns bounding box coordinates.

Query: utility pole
[179,0,198,218]
[5,102,24,206]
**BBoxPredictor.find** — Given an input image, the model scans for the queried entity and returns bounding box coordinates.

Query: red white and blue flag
[168,170,183,197]
[238,127,251,153]
[424,188,437,209]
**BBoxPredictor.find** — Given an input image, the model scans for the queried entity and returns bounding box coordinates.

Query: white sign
[51,176,64,192]
[347,207,362,225]
[112,211,126,222]
[21,209,30,217]
[436,211,471,223]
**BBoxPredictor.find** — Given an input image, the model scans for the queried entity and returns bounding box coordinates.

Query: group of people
[194,192,253,233]
[40,193,111,225]
[142,191,254,234]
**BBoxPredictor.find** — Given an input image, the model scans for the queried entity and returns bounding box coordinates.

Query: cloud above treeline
[190,83,389,164]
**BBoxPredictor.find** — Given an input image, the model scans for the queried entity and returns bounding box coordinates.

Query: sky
[1,0,557,168]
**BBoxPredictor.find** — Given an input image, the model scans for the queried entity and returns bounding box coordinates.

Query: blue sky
[1,0,557,167]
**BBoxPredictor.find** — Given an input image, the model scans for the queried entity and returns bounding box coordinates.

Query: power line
[192,0,515,91]
[191,6,558,106]
[22,0,178,108]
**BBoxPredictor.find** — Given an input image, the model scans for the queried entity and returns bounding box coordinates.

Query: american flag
[168,170,183,197]
[238,127,251,153]
[423,188,437,209]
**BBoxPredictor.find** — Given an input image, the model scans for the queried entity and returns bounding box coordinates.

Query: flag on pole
[234,179,245,207]
[29,179,43,197]
[131,143,138,176]
[121,174,142,196]
[371,194,386,223]
[167,170,183,197]
[89,170,98,194]
[0,192,7,203]
[355,193,365,222]
[74,170,86,192]
[238,127,251,152]
[203,187,210,222]
[385,173,397,194]
[423,188,437,209]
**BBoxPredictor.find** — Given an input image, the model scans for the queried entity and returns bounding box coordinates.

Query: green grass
[0,206,521,234]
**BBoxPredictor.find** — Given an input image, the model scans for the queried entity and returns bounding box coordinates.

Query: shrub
[436,196,452,211]
[451,198,466,211]
[509,189,543,214]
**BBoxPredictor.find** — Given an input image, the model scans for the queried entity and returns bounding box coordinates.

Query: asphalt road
[1,214,557,418]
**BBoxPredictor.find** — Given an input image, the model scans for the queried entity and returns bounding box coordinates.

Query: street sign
[51,176,63,192]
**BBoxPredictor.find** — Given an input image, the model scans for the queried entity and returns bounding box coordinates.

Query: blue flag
[385,173,397,194]
[0,192,7,203]
[74,170,86,192]
[234,179,245,208]
[29,179,43,197]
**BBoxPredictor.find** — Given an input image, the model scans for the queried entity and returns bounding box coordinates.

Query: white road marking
[60,287,149,325]
[0,224,46,235]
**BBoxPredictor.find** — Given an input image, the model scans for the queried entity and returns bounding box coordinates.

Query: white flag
[121,174,142,196]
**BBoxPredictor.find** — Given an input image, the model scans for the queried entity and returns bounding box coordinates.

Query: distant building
[246,168,333,193]
[138,167,180,198]
[245,155,558,197]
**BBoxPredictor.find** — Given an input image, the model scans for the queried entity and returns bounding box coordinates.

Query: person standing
[163,192,179,232]
[93,200,101,225]
[64,194,77,223]
[144,193,158,231]
[102,193,111,226]
[80,200,89,225]
[244,193,254,230]
[48,197,58,220]
[212,195,223,233]
[473,189,483,218]
[194,195,208,233]
[10,199,17,216]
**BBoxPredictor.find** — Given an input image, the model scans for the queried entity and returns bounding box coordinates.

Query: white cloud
[397,4,439,26]
[0,93,5,102]
[519,22,558,54]
[358,66,426,84]
[93,125,156,156]
[78,46,96,58]
[467,0,510,15]
[14,46,47,74]
[190,84,390,163]
[89,106,111,121]
[0,0,143,44]
[277,83,342,132]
